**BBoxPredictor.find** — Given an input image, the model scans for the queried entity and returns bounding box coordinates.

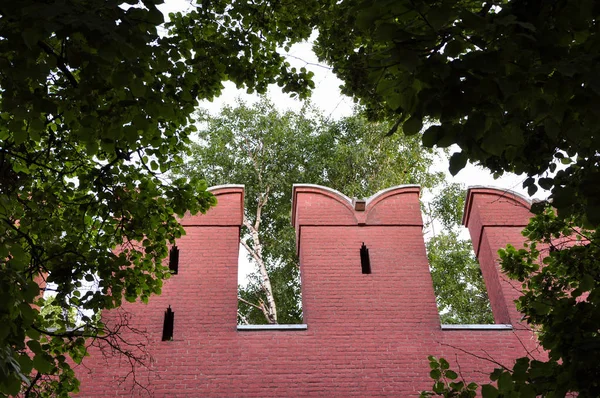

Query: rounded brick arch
[180,184,245,226]
[291,184,357,227]
[365,185,422,226]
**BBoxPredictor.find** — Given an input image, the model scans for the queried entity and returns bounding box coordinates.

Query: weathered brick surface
[75,185,542,397]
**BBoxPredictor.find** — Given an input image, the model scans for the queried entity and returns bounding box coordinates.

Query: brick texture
[75,185,543,397]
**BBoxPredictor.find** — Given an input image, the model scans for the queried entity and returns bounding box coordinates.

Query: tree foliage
[427,232,494,325]
[0,1,317,395]
[420,356,478,398]
[179,97,443,324]
[38,295,78,330]
[489,209,600,397]
[168,0,600,223]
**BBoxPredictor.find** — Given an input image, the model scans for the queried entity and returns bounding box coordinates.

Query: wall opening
[427,230,494,324]
[162,306,174,341]
[424,183,494,325]
[169,245,179,275]
[360,243,371,274]
[237,242,304,326]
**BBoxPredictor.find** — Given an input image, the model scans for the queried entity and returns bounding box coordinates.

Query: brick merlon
[462,186,532,257]
[179,184,245,227]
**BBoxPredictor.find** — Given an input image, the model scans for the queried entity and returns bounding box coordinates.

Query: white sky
[156,0,549,284]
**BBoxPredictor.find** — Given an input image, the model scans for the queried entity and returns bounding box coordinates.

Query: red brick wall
[75,185,543,397]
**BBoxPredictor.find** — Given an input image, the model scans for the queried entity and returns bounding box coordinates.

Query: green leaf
[403,116,423,136]
[146,6,164,24]
[497,371,512,392]
[481,131,505,156]
[544,119,560,140]
[445,39,465,58]
[527,184,538,196]
[27,340,43,355]
[445,370,458,380]
[579,274,594,291]
[422,126,441,147]
[427,6,453,30]
[449,152,467,176]
[518,384,536,398]
[490,368,504,381]
[433,381,445,394]
[512,357,529,382]
[9,243,29,270]
[538,178,553,190]
[439,358,450,370]
[22,29,38,48]
[17,354,34,376]
[130,79,146,97]
[481,384,499,398]
[460,10,486,29]
[430,369,442,380]
[33,354,54,374]
[429,356,440,369]
[449,381,464,390]
[5,377,22,396]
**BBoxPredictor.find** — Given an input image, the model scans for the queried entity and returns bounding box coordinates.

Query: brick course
[75,185,542,397]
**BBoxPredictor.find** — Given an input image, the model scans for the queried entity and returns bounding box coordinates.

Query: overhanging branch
[37,40,79,88]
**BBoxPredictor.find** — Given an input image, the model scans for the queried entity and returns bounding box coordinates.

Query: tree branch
[37,41,79,88]
[253,186,269,232]
[237,296,264,311]
[24,372,41,398]
[439,342,510,371]
[240,237,264,270]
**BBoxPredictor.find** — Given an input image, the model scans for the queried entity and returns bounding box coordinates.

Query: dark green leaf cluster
[423,355,578,398]
[498,207,600,397]
[425,206,600,396]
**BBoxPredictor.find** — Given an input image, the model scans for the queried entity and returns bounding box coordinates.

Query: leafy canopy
[176,0,600,224]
